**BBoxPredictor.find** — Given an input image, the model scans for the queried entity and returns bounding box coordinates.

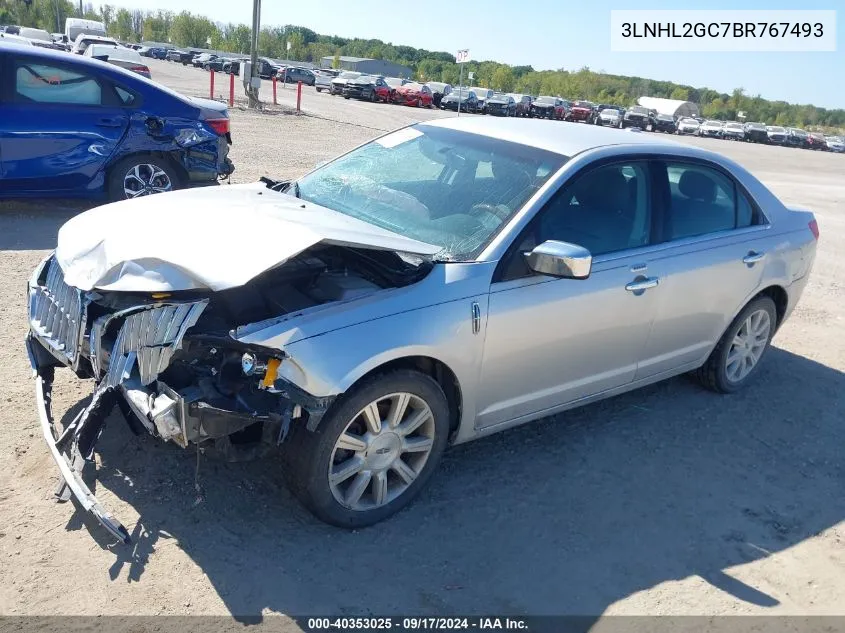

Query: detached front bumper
[28,336,131,544]
[26,255,329,543]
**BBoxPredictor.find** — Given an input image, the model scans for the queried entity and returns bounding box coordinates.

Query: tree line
[3,0,843,130]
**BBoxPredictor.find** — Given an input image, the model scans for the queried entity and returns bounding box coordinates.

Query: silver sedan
[28,118,818,539]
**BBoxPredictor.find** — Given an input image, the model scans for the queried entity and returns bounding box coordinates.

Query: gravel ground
[0,58,844,623]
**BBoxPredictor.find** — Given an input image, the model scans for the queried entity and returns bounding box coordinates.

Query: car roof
[75,33,115,43]
[0,34,35,46]
[423,117,699,157]
[2,43,129,69]
[88,44,141,60]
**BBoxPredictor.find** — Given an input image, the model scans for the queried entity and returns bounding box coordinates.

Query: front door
[476,160,661,429]
[0,55,128,194]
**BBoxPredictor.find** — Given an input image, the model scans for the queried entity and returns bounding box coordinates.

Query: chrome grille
[28,257,84,364]
[104,301,208,387]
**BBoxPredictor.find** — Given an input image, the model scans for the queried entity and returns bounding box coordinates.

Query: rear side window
[15,61,102,105]
[113,85,136,106]
[663,163,758,241]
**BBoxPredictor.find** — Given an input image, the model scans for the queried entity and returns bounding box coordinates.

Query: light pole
[247,0,261,108]
[55,0,61,32]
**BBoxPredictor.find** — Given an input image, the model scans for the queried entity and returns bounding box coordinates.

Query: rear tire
[694,296,777,394]
[282,370,450,528]
[107,155,181,202]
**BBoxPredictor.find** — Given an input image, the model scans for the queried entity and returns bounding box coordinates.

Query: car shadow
[62,346,845,619]
[0,200,96,251]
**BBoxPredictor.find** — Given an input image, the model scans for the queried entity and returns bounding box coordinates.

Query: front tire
[695,296,777,393]
[283,370,450,528]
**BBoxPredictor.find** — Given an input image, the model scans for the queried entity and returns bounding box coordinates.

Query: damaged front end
[27,253,350,543]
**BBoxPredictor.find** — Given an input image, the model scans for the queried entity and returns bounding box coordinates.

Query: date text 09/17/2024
[305,617,529,631]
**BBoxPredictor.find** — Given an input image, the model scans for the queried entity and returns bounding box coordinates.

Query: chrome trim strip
[103,301,208,388]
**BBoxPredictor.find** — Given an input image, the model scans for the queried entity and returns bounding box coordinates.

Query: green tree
[491,65,515,92]
[332,52,341,69]
[169,11,217,48]
[112,8,133,41]
[670,87,690,101]
[100,4,114,30]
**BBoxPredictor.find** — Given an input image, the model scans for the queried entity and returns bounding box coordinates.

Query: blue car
[0,44,234,200]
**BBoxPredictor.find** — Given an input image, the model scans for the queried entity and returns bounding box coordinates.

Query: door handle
[742,251,766,265]
[625,277,659,292]
[96,118,122,128]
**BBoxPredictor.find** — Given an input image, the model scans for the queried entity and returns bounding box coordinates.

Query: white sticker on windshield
[375,127,423,149]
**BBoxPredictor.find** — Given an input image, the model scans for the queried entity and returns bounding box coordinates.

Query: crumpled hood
[56,183,440,292]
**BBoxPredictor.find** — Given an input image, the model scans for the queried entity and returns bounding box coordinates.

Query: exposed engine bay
[29,244,431,470]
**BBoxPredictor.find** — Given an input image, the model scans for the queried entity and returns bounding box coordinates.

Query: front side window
[663,162,758,240]
[532,162,652,257]
[296,125,566,260]
[15,61,102,105]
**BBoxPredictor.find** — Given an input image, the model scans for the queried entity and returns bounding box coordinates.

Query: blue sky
[101,0,842,108]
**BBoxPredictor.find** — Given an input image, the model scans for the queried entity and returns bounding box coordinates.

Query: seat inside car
[538,166,638,255]
[671,169,733,239]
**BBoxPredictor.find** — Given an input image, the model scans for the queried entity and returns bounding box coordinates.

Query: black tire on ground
[370,90,376,102]
[694,295,777,394]
[107,155,181,202]
[282,369,451,528]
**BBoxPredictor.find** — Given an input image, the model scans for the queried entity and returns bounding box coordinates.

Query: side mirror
[524,240,592,279]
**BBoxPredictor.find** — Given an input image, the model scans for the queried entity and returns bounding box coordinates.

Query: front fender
[273,294,489,431]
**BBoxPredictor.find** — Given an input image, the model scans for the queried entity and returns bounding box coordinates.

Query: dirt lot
[1,58,844,622]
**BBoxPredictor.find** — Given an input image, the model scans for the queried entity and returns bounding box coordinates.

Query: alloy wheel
[725,309,771,382]
[328,392,436,511]
[123,164,173,198]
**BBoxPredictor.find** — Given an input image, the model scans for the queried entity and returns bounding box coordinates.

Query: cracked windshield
[296,124,566,259]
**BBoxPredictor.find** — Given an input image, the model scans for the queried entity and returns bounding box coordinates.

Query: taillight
[809,219,819,240]
[131,65,150,74]
[205,118,230,136]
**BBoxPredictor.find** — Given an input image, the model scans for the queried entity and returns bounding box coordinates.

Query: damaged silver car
[27,119,818,541]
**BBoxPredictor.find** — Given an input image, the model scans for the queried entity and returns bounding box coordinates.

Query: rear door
[0,54,130,194]
[634,159,777,378]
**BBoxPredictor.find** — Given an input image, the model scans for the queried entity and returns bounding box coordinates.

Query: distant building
[320,55,412,78]
[637,96,700,118]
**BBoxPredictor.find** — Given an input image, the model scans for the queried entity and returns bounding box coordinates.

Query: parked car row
[674,116,843,150]
[168,51,319,86]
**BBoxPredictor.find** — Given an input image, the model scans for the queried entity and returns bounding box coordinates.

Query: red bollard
[272,76,277,105]
[296,81,302,112]
[209,70,215,99]
[228,72,235,107]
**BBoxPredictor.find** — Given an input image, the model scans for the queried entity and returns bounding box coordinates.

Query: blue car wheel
[108,155,180,201]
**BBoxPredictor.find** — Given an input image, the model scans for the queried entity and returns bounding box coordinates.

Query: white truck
[64,18,106,47]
